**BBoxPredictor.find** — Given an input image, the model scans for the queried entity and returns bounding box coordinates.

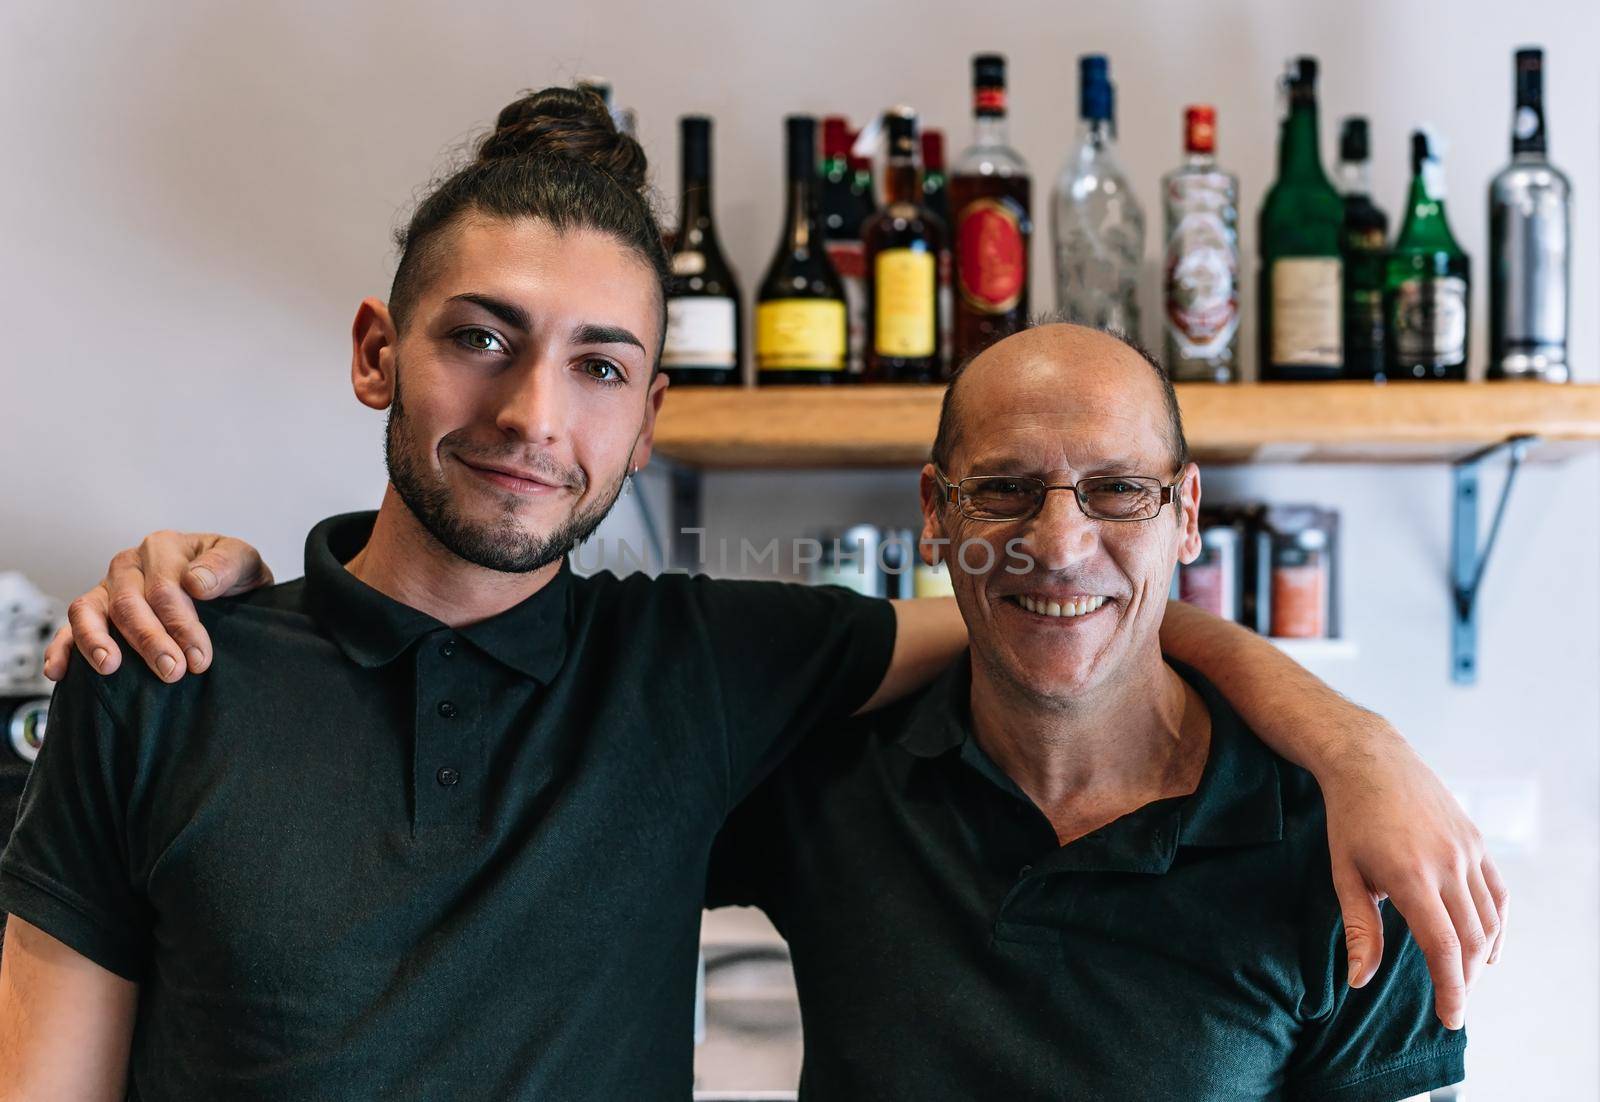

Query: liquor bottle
[1337,118,1389,381]
[662,117,742,387]
[1384,129,1470,380]
[1258,57,1345,380]
[1052,54,1144,336]
[949,53,1032,364]
[1489,47,1570,381]
[921,128,953,373]
[755,116,850,384]
[1161,105,1239,383]
[862,107,947,383]
[821,117,873,375]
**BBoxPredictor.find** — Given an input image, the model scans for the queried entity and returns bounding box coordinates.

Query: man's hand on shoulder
[43,532,272,685]
[1322,720,1506,1033]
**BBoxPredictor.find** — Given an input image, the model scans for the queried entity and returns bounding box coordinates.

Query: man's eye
[1104,480,1138,494]
[455,327,507,354]
[583,359,625,384]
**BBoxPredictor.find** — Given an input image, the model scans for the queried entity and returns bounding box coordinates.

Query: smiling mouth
[457,457,572,496]
[1006,594,1112,620]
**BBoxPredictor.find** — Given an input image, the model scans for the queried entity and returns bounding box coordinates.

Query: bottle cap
[973,53,1008,115]
[885,106,919,160]
[921,129,945,171]
[680,116,711,180]
[1080,54,1112,121]
[784,115,817,181]
[1184,105,1216,154]
[822,116,852,160]
[1339,116,1369,162]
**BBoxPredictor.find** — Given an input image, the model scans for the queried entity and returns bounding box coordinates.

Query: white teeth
[1015,594,1108,619]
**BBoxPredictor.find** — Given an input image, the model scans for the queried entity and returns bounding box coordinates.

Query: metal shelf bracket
[1451,435,1536,685]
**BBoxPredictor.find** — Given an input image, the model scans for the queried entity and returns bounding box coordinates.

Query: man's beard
[384,381,629,574]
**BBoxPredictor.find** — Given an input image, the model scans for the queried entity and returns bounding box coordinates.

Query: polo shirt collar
[302,511,571,682]
[896,651,1283,855]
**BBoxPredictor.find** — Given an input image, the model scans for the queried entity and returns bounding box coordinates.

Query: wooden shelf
[652,381,1600,469]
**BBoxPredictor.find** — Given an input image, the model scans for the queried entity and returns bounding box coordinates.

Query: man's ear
[1176,462,1203,565]
[627,371,671,472]
[918,463,947,566]
[352,298,399,411]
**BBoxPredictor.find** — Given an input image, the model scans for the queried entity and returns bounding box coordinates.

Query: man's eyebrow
[572,323,646,353]
[448,293,530,332]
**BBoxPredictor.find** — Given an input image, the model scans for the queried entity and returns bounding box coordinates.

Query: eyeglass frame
[932,466,1188,524]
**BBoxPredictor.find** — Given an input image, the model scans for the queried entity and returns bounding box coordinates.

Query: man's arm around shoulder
[0,915,136,1101]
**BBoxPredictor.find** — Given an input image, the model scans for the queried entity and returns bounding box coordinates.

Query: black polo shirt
[0,511,896,1100]
[708,655,1466,1101]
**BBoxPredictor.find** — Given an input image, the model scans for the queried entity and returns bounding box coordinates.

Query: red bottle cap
[822,116,852,160]
[846,129,870,172]
[921,129,945,171]
[1184,105,1216,154]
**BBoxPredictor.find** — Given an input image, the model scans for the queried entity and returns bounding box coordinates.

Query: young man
[709,325,1466,1099]
[4,91,1501,1099]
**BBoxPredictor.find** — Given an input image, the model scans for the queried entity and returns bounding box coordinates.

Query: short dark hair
[930,327,1190,472]
[387,87,669,362]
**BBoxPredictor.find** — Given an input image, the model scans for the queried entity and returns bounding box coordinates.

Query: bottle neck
[1078,116,1114,152]
[677,170,713,238]
[1183,149,1216,171]
[1399,163,1455,247]
[883,159,921,205]
[1336,159,1371,197]
[783,178,819,250]
[823,154,850,182]
[1278,99,1326,182]
[972,113,1010,148]
[1512,101,1548,157]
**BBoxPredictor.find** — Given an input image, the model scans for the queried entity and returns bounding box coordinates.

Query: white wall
[1,0,1595,1095]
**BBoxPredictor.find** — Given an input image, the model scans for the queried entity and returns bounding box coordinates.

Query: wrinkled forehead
[953,354,1173,476]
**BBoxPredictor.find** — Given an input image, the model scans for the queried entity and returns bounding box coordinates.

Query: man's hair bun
[475,86,647,194]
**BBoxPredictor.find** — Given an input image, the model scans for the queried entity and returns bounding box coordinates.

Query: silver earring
[624,467,636,496]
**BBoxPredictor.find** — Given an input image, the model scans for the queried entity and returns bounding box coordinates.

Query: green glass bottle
[1258,57,1345,380]
[1384,129,1470,380]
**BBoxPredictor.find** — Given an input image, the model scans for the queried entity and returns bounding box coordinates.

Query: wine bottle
[1162,105,1239,382]
[755,116,850,384]
[1258,57,1344,380]
[949,53,1032,365]
[663,116,742,387]
[822,116,872,375]
[863,107,947,383]
[921,128,953,373]
[1052,54,1143,336]
[1385,129,1470,380]
[1337,118,1389,381]
[1489,47,1570,381]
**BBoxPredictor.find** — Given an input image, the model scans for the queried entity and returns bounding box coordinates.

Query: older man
[708,324,1465,1100]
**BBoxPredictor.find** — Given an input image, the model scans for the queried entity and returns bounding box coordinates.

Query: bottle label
[1164,211,1238,357]
[756,298,846,371]
[1270,258,1342,367]
[1392,276,1468,367]
[662,297,736,369]
[825,240,868,372]
[955,199,1026,314]
[874,248,937,357]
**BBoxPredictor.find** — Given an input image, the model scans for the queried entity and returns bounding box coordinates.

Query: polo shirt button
[441,639,458,658]
[437,767,460,787]
[437,701,457,718]
[1018,864,1032,878]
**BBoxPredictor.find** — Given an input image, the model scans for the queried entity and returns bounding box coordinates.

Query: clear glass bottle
[1051,54,1144,336]
[1488,47,1570,381]
[1161,105,1238,382]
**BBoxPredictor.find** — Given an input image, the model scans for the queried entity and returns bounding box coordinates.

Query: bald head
[930,324,1188,474]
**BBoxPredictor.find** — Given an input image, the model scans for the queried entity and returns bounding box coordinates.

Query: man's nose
[1015,486,1099,572]
[494,359,567,444]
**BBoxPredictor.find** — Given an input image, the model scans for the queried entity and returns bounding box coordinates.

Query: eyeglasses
[934,468,1185,523]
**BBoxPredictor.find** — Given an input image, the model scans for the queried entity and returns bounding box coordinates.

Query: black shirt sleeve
[688,578,897,810]
[1286,901,1466,1101]
[0,656,150,981]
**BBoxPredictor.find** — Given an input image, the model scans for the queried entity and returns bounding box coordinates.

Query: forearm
[0,916,137,1102]
[1158,599,1402,778]
[857,597,968,714]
